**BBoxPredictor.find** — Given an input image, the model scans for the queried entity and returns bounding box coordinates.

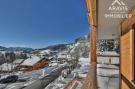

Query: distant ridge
[0,46,33,52]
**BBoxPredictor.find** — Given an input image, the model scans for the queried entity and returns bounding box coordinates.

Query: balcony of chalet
[81,52,120,89]
[63,52,119,89]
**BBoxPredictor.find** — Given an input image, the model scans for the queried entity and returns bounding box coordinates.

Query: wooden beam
[120,8,135,89]
[90,25,97,64]
[81,64,97,89]
[86,0,97,64]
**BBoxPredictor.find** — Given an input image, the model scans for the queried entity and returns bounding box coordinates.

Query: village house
[20,55,49,71]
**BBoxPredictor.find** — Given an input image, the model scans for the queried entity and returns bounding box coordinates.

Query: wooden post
[86,0,97,64]
[90,25,97,64]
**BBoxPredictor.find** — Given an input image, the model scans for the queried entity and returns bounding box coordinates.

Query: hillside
[0,46,33,52]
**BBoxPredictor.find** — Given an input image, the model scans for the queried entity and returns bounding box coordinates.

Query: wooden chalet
[20,55,49,71]
[82,0,135,89]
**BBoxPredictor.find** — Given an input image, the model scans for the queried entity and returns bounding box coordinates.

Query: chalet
[81,0,135,89]
[20,55,49,71]
[57,51,72,63]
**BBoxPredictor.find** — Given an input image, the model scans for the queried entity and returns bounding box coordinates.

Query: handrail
[97,54,120,57]
[121,74,135,89]
[64,80,76,89]
[81,64,97,89]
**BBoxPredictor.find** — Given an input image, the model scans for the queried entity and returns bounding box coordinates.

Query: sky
[0,0,90,48]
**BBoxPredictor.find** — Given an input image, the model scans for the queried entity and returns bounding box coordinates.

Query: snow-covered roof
[21,55,41,66]
[13,59,24,64]
[57,54,67,59]
[40,49,51,54]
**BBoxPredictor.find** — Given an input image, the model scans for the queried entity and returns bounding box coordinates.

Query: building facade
[84,0,135,89]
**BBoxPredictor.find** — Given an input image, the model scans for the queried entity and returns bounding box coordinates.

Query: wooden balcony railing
[81,64,97,89]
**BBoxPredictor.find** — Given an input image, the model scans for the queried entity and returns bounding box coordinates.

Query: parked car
[0,75,18,83]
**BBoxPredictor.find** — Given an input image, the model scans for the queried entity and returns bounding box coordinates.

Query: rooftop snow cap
[21,55,41,66]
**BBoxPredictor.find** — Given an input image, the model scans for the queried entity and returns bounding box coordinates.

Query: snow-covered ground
[0,50,119,89]
[45,57,90,89]
[97,64,119,89]
[45,55,119,89]
[78,58,90,66]
[0,63,67,89]
[97,51,119,64]
[97,57,119,64]
[0,59,24,71]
